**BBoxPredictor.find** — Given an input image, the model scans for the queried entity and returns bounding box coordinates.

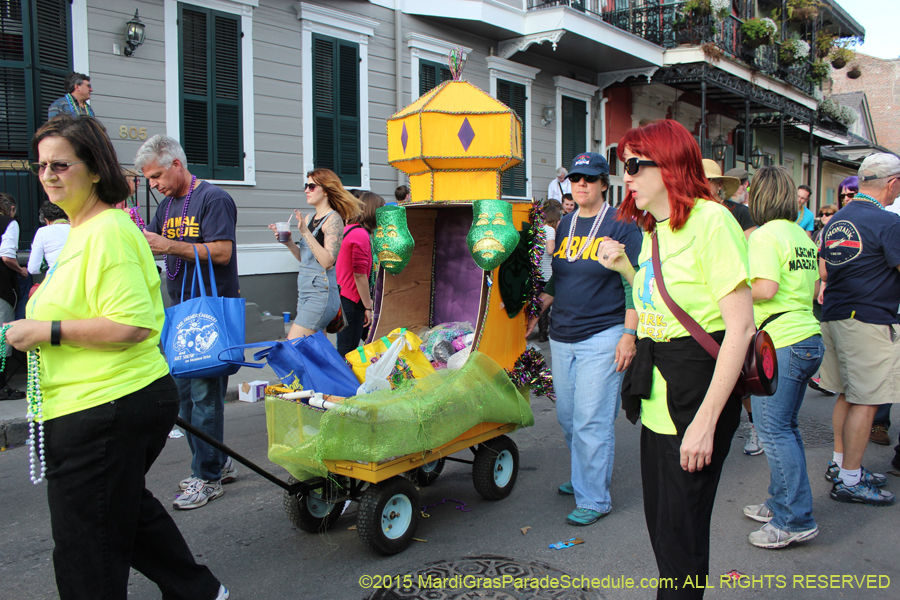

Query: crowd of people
[2,92,898,599]
[531,120,899,599]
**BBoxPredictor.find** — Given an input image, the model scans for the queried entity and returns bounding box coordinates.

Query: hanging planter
[780,37,809,67]
[847,66,862,79]
[787,0,821,22]
[741,18,778,50]
[830,47,855,70]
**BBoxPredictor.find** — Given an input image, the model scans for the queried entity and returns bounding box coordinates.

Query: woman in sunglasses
[599,119,755,599]
[527,152,642,526]
[269,169,362,339]
[837,175,858,209]
[5,115,229,599]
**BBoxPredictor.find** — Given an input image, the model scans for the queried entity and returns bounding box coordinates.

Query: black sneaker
[824,463,887,487]
[830,479,895,506]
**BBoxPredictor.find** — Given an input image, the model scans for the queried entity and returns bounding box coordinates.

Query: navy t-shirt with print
[549,207,642,343]
[818,200,900,324]
[147,180,240,303]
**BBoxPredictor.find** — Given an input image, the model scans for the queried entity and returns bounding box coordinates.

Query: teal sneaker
[557,481,574,495]
[566,507,608,526]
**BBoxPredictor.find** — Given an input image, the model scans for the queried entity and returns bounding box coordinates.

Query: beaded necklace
[565,202,609,262]
[163,175,197,280]
[64,94,94,117]
[0,324,44,484]
[852,193,884,210]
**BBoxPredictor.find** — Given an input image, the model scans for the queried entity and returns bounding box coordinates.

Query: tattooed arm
[300,211,344,270]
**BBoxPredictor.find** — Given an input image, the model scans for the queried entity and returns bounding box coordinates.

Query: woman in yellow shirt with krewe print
[739,166,824,550]
[598,119,755,600]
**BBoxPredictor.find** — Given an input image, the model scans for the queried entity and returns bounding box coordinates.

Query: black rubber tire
[283,476,346,533]
[407,458,445,487]
[472,435,519,500]
[356,476,420,555]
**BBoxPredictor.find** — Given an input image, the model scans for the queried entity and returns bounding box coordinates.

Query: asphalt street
[1,366,898,600]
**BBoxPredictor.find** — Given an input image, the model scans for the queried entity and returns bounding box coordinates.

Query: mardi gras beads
[0,325,44,483]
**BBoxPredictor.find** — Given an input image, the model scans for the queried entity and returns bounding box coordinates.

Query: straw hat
[702,159,741,200]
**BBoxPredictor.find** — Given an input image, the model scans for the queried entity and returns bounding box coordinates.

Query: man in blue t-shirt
[137,135,240,510]
[797,184,815,237]
[818,153,900,507]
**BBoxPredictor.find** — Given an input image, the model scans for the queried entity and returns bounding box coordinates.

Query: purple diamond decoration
[401,122,409,152]
[458,118,475,151]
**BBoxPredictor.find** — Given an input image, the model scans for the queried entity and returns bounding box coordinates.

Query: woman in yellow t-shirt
[742,166,824,549]
[5,116,228,600]
[599,119,755,600]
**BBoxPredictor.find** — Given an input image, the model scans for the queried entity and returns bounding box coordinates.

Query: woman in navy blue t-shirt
[527,152,642,526]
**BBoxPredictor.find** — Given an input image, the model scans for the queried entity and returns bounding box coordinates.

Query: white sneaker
[743,425,763,456]
[743,503,774,523]
[215,585,229,599]
[221,457,238,484]
[178,476,200,491]
[173,479,225,510]
[748,522,818,549]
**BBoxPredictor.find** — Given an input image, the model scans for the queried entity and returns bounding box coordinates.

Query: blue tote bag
[220,331,360,397]
[162,245,245,379]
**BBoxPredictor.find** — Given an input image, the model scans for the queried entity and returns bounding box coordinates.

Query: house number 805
[119,126,147,140]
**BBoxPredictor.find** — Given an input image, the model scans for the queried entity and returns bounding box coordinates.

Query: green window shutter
[419,59,451,96]
[33,0,71,121]
[561,96,586,170]
[498,79,526,197]
[179,4,242,180]
[313,34,360,187]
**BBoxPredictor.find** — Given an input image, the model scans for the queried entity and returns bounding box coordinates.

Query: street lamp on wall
[541,104,555,126]
[750,145,765,169]
[711,135,727,162]
[124,10,146,57]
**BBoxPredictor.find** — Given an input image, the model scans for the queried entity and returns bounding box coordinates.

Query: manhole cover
[364,555,596,600]
[736,418,833,447]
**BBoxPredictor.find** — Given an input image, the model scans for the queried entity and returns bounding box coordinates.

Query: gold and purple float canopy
[387,80,523,204]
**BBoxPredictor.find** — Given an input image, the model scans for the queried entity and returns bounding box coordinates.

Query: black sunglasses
[29,161,86,176]
[624,157,658,176]
[839,192,855,199]
[304,182,318,192]
[567,173,601,184]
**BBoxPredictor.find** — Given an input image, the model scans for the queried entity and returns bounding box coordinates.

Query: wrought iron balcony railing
[525,1,814,96]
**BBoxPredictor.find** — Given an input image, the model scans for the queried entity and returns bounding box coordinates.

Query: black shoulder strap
[759,311,787,330]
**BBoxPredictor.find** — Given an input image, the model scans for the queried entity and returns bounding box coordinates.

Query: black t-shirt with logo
[549,208,642,343]
[818,200,900,324]
[147,181,240,303]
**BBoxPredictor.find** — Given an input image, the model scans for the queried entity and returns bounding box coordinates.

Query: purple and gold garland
[525,198,547,321]
[506,347,554,402]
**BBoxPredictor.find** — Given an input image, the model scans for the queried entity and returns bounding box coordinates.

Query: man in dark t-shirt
[136,135,240,511]
[818,153,900,507]
[703,160,756,238]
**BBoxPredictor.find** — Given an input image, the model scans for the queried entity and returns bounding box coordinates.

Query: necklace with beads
[64,94,94,117]
[162,175,197,280]
[853,193,884,210]
[0,325,44,484]
[565,202,609,262]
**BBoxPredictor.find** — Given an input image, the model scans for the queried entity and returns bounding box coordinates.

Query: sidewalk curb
[1,418,28,449]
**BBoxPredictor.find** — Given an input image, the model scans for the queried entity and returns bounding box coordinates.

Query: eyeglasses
[839,192,855,199]
[29,161,86,176]
[567,173,601,184]
[818,212,835,217]
[304,182,318,192]
[624,157,658,176]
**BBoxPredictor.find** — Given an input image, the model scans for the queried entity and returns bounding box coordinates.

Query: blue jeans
[550,325,623,513]
[751,335,824,532]
[176,376,227,481]
[873,403,891,428]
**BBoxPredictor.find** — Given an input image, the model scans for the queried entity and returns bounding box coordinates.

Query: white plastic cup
[275,221,290,242]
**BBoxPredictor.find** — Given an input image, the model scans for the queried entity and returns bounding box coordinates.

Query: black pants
[336,295,367,357]
[45,375,220,600]
[640,406,739,600]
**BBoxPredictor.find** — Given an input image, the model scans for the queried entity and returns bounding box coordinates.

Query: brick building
[832,52,900,155]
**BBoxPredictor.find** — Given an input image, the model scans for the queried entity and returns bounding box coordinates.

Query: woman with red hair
[599,119,755,599]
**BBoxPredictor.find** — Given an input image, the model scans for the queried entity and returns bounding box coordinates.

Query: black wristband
[50,321,61,346]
